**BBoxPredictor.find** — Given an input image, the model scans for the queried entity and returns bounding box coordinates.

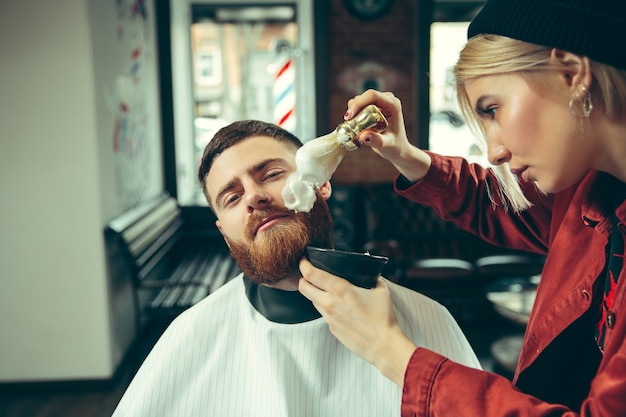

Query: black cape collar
[243,275,321,324]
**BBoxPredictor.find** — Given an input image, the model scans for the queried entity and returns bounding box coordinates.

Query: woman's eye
[478,106,497,119]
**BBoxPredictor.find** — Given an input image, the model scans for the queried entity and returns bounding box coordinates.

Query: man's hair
[197,120,303,205]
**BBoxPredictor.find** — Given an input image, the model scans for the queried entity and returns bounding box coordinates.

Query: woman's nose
[486,135,511,166]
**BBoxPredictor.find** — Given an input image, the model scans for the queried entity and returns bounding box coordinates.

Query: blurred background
[1,1,543,415]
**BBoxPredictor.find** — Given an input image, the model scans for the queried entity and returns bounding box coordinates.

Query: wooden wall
[321,0,429,184]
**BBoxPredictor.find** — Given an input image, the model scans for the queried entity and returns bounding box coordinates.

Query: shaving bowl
[304,246,388,289]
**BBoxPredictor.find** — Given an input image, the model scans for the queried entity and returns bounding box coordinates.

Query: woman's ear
[550,48,592,92]
[319,181,332,200]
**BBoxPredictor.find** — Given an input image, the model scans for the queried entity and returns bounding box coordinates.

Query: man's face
[205,136,333,285]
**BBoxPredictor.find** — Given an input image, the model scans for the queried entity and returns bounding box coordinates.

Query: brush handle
[336,105,388,151]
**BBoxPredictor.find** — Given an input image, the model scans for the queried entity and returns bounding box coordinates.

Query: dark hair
[197,120,303,202]
[468,0,626,71]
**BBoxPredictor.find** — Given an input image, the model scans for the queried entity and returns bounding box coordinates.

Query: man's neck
[263,276,300,291]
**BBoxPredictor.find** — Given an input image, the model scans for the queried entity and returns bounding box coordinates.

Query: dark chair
[363,239,404,283]
[475,254,545,279]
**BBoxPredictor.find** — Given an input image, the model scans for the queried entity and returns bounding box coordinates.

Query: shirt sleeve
[401,348,570,417]
[394,152,551,254]
[397,154,626,417]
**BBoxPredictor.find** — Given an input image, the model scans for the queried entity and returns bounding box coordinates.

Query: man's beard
[226,194,334,285]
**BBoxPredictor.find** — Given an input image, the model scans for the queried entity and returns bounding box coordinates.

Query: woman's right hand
[346,90,432,182]
[298,258,418,387]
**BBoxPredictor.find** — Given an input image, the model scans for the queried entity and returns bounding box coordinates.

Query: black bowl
[304,246,389,289]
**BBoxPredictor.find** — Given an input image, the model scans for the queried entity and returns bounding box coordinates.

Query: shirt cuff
[394,152,454,203]
[401,347,449,417]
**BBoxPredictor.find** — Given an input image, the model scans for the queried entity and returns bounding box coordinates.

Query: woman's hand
[345,90,432,182]
[298,258,418,387]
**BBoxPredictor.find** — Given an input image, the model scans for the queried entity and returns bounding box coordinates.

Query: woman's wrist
[391,145,432,183]
[372,326,418,388]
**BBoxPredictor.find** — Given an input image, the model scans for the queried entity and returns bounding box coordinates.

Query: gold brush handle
[336,105,389,151]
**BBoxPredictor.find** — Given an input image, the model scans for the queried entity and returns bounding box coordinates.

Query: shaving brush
[282,105,388,212]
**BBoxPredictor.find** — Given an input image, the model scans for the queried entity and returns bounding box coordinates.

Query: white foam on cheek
[282,174,316,212]
[282,147,324,212]
[282,135,344,212]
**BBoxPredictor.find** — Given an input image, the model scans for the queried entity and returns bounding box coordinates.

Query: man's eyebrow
[213,157,289,208]
[214,178,238,210]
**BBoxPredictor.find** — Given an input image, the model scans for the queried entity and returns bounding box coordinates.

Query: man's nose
[246,189,271,210]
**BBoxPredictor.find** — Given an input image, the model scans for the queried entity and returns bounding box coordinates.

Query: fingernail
[363,134,372,143]
[344,111,351,119]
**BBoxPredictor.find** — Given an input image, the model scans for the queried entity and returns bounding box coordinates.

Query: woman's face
[465,73,595,193]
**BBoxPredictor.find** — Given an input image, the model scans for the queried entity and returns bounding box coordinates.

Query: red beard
[226,195,333,285]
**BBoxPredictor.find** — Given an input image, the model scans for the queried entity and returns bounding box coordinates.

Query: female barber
[299,0,626,415]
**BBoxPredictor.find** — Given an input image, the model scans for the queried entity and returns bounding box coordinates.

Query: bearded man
[112,120,481,417]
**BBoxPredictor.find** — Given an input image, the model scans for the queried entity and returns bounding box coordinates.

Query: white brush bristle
[299,132,347,169]
[281,131,349,212]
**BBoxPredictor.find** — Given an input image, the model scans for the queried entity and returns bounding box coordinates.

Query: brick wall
[323,0,422,184]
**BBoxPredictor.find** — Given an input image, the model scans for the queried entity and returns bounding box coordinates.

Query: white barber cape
[112,275,480,417]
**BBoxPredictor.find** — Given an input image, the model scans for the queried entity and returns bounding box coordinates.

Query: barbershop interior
[2,0,547,415]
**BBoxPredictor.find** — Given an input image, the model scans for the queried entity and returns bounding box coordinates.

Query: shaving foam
[282,132,345,212]
[282,105,388,213]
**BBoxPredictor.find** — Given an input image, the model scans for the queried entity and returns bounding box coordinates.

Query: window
[428,1,487,165]
[170,0,316,206]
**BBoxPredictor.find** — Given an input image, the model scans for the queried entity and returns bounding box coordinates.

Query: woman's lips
[510,166,529,181]
[254,214,289,235]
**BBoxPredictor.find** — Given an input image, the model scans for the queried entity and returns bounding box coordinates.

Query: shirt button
[607,312,616,329]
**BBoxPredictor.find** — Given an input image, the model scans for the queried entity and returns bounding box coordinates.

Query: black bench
[105,193,240,327]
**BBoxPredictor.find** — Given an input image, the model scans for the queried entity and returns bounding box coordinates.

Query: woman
[298,0,626,415]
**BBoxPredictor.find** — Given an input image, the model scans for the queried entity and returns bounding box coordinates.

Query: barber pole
[273,53,296,133]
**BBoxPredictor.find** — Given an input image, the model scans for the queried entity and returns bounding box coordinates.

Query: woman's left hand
[298,258,418,387]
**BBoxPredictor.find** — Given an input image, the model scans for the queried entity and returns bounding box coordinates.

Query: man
[112,120,480,417]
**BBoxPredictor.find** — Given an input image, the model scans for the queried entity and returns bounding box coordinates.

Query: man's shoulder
[386,279,481,369]
[386,279,444,307]
[169,274,245,325]
[385,279,455,322]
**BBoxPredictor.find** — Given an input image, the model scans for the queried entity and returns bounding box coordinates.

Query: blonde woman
[299,0,626,415]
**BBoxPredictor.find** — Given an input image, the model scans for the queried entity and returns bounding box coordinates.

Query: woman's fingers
[346,90,399,120]
[299,257,415,386]
[299,258,350,290]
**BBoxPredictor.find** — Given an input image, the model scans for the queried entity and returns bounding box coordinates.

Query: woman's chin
[535,179,577,195]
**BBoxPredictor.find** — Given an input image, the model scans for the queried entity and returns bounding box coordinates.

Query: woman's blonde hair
[454,34,626,212]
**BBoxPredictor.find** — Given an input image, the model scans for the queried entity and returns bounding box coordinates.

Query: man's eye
[224,194,240,207]
[264,170,284,181]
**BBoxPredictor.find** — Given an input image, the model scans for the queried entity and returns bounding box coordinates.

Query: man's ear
[215,220,231,249]
[319,181,332,200]
[550,48,592,92]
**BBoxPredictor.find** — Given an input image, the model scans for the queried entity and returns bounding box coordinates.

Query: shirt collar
[243,275,321,324]
[580,171,626,232]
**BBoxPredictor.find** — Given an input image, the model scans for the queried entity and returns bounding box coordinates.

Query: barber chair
[475,254,545,279]
[363,239,404,283]
[482,255,544,378]
[404,258,475,284]
[402,258,485,323]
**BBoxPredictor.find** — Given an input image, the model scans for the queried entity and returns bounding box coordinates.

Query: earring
[569,85,593,118]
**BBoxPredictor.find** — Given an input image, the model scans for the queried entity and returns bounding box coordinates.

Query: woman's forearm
[388,144,432,183]
[371,326,418,388]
